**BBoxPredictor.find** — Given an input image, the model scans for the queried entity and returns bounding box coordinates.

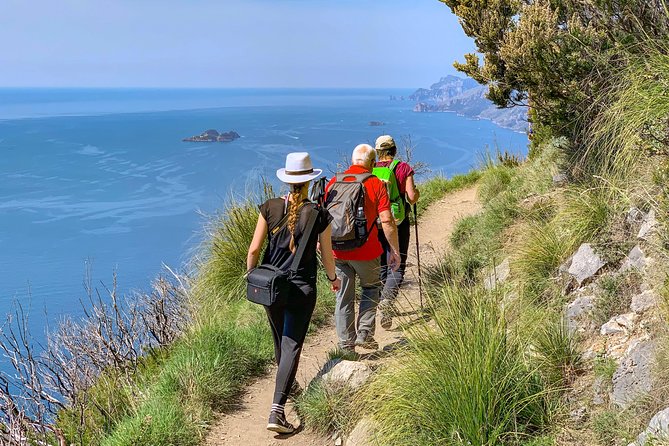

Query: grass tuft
[295,381,356,436]
[366,286,554,446]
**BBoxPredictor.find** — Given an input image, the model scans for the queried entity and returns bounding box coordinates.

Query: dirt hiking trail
[205,186,482,446]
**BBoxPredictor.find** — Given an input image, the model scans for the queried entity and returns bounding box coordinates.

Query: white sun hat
[276,152,323,184]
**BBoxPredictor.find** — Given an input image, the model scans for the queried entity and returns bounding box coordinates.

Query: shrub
[366,286,553,446]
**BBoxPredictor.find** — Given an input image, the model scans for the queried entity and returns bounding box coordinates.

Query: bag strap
[269,196,291,236]
[289,205,319,274]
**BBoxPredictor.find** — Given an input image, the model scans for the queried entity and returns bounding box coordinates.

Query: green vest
[372,159,406,224]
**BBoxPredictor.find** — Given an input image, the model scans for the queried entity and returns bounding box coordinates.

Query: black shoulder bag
[246,205,319,306]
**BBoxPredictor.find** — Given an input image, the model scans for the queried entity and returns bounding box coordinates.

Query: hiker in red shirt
[325,144,401,352]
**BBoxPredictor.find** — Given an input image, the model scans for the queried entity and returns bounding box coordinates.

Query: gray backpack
[326,173,373,251]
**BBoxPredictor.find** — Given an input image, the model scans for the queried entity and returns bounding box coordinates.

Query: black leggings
[264,285,316,407]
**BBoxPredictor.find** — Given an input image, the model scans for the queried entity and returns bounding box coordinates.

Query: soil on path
[205,186,482,446]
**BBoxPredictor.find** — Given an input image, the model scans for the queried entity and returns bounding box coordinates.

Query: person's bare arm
[318,225,341,292]
[405,174,420,205]
[246,213,268,271]
[379,209,401,271]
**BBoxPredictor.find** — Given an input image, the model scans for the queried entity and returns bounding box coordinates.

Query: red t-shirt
[325,165,390,261]
[375,160,414,196]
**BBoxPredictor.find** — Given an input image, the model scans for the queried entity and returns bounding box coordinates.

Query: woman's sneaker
[267,411,295,434]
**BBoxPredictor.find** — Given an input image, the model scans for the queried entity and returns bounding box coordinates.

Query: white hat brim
[276,168,323,184]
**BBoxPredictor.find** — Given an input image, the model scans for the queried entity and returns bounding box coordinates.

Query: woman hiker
[374,135,420,329]
[246,152,341,434]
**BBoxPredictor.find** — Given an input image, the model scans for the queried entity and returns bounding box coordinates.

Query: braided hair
[287,182,308,252]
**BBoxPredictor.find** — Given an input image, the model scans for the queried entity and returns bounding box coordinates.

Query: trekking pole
[413,203,424,311]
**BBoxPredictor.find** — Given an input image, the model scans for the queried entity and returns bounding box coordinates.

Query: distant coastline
[410,76,528,133]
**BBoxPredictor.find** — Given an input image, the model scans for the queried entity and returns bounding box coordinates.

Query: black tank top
[259,198,332,289]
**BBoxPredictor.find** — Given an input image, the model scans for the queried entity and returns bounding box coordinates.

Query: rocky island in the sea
[368,121,385,127]
[183,129,241,143]
[410,75,528,133]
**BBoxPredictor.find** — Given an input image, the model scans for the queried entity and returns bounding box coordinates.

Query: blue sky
[0,0,474,88]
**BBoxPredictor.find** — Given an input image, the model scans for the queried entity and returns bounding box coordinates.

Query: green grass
[365,286,554,446]
[594,356,618,382]
[592,271,642,326]
[294,380,356,436]
[532,314,582,389]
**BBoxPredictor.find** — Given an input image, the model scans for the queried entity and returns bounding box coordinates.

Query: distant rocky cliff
[411,75,528,133]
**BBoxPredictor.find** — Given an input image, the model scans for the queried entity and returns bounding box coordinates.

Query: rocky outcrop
[600,313,637,336]
[633,407,669,445]
[611,338,654,408]
[183,129,240,143]
[368,121,384,127]
[621,245,648,272]
[566,294,596,334]
[484,258,510,290]
[563,244,607,288]
[638,210,658,240]
[410,75,528,132]
[321,360,372,391]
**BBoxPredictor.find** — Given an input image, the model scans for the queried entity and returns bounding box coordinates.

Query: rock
[570,406,588,425]
[368,121,384,126]
[484,258,511,290]
[553,172,568,186]
[638,210,658,240]
[321,360,372,391]
[635,407,669,445]
[627,207,646,225]
[601,313,637,336]
[568,244,607,287]
[566,295,596,334]
[346,418,374,446]
[621,245,647,272]
[601,320,626,336]
[611,339,654,408]
[592,376,607,405]
[631,290,658,314]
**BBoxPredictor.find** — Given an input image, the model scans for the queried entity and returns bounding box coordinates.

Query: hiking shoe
[355,330,379,350]
[267,411,295,434]
[379,300,394,330]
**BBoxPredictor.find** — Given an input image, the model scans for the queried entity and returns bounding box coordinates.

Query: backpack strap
[389,159,401,173]
[289,205,319,274]
[335,172,373,183]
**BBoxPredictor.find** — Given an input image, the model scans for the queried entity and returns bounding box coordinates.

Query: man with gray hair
[325,144,401,352]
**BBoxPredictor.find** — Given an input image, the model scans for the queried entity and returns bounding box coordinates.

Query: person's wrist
[326,272,337,282]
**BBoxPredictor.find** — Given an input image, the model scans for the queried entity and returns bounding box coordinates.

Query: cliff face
[411,75,528,133]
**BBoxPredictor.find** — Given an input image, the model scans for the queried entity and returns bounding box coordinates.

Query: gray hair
[351,144,376,167]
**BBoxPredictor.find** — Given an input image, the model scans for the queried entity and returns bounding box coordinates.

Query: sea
[0,88,528,341]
